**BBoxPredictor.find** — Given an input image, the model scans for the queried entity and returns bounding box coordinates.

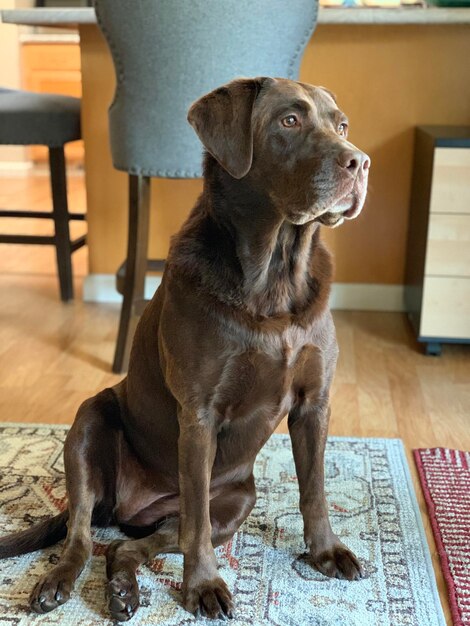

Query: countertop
[2,6,470,26]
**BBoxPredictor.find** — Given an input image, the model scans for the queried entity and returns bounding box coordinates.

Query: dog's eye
[338,122,348,136]
[281,115,299,128]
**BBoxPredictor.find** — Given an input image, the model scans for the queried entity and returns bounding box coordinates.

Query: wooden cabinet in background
[405,126,470,355]
[21,41,84,164]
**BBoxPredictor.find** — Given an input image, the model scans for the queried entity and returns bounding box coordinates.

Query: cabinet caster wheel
[425,342,441,356]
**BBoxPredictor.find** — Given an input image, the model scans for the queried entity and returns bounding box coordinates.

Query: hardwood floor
[1,174,469,625]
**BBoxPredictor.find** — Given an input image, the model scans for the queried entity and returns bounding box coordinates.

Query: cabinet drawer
[430,148,470,215]
[425,214,470,277]
[420,276,470,339]
[22,43,81,72]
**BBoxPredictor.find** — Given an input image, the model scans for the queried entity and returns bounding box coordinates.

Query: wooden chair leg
[113,175,150,373]
[49,146,73,302]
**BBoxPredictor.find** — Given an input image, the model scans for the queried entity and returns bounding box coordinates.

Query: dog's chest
[211,338,324,426]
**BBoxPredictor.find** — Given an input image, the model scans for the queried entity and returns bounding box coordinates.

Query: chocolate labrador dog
[0,77,370,621]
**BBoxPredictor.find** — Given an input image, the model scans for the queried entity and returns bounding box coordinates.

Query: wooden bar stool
[0,88,86,301]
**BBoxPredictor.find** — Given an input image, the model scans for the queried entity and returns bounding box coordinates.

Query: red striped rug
[414,447,470,626]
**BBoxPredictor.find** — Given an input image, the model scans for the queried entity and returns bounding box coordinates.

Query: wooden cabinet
[405,127,470,355]
[21,40,83,164]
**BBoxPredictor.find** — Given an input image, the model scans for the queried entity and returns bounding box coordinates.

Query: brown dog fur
[0,77,370,621]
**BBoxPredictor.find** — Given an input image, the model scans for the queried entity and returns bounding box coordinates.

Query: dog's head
[188,77,370,228]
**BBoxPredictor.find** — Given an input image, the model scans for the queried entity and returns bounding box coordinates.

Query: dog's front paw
[183,576,234,620]
[30,567,73,613]
[310,542,362,581]
[106,570,140,622]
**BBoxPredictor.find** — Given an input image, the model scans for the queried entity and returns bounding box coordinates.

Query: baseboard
[83,274,162,303]
[0,162,84,177]
[330,283,405,312]
[0,160,34,176]
[83,274,405,312]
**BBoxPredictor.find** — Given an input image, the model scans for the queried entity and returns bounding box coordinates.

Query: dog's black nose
[338,150,370,175]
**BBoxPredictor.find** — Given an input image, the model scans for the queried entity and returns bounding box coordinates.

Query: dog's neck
[231,212,319,317]
[202,157,325,317]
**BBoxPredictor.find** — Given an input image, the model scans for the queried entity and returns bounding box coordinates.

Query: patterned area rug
[0,424,445,626]
[414,447,470,626]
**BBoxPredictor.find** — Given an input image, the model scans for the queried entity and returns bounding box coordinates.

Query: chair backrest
[94,0,318,178]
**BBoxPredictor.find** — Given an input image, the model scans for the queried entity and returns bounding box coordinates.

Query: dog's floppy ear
[188,78,268,179]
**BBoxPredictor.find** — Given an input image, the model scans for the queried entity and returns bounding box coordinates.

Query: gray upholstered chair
[94,0,319,372]
[0,88,86,301]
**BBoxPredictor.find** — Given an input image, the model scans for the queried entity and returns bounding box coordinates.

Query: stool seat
[0,88,81,147]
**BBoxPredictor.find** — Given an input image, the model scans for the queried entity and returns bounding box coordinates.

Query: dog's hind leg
[29,388,120,614]
[105,477,255,621]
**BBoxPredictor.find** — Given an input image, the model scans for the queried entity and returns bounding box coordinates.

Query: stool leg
[49,146,73,302]
[113,175,150,373]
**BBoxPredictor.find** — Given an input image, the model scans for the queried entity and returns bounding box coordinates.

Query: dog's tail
[0,510,68,558]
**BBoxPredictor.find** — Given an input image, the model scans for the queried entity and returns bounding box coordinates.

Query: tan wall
[80,23,470,283]
[304,25,470,284]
